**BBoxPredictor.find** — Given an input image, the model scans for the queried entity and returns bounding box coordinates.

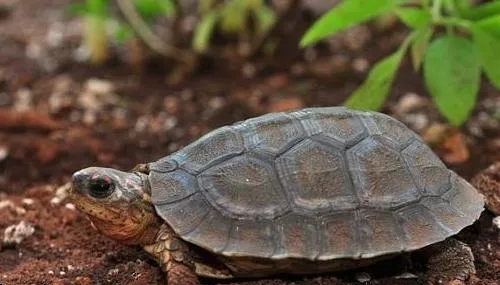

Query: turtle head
[70,167,159,245]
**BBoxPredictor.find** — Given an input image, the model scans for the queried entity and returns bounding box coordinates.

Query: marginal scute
[319,212,359,260]
[421,197,468,235]
[357,210,406,257]
[402,140,451,196]
[293,107,366,144]
[397,204,449,250]
[183,208,232,253]
[199,155,288,218]
[278,139,357,212]
[444,175,484,219]
[275,214,319,260]
[238,113,304,156]
[172,127,244,173]
[150,170,198,204]
[347,137,420,208]
[155,193,210,236]
[225,220,275,257]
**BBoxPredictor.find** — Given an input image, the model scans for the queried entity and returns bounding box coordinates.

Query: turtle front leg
[421,238,475,284]
[143,225,200,285]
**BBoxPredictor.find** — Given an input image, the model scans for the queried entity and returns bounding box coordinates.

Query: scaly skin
[69,166,200,284]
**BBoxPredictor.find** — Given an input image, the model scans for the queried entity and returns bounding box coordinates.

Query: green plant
[69,0,110,64]
[192,0,277,53]
[69,0,178,64]
[301,0,500,126]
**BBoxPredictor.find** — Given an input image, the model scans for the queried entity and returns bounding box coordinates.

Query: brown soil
[1,1,499,285]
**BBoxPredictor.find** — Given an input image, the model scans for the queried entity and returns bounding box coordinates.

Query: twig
[116,0,196,67]
[246,0,300,58]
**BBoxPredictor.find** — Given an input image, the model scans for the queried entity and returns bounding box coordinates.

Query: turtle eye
[88,177,115,198]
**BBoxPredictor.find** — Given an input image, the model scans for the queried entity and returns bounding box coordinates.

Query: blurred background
[0,0,499,284]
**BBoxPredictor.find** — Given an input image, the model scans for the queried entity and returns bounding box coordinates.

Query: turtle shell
[148,107,484,261]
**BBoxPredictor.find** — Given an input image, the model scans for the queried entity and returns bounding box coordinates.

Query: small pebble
[355,272,371,282]
[21,198,34,206]
[352,57,369,73]
[0,145,9,161]
[3,221,35,246]
[493,216,500,230]
[394,272,418,279]
[0,200,14,210]
[14,88,33,111]
[51,182,71,205]
[395,92,427,114]
[48,270,54,275]
[242,63,257,78]
[65,203,76,210]
[84,78,114,95]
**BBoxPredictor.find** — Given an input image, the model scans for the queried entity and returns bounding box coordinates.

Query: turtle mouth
[70,194,123,222]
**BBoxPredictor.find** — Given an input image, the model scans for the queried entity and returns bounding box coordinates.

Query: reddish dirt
[1,1,499,285]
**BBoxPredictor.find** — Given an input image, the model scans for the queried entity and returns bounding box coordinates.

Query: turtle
[70,107,484,285]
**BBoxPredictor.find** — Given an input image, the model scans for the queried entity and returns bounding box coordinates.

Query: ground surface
[0,1,499,285]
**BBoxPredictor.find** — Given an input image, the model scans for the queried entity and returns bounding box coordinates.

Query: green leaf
[300,0,405,47]
[411,25,433,71]
[114,22,133,43]
[88,0,108,18]
[472,26,500,88]
[475,14,500,38]
[192,11,220,53]
[344,36,411,111]
[134,0,173,20]
[423,36,480,126]
[459,1,500,21]
[220,0,247,34]
[254,5,276,34]
[395,7,431,28]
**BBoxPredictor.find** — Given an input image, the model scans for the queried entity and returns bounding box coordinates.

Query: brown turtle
[70,107,484,284]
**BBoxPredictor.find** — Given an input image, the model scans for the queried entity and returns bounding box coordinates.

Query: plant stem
[432,0,443,20]
[116,0,196,66]
[434,17,471,30]
[246,0,299,58]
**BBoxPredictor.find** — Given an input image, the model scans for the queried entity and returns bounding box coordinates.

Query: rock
[13,88,33,112]
[355,272,371,282]
[2,221,35,247]
[21,198,34,206]
[84,78,114,95]
[394,272,418,279]
[0,200,14,210]
[51,182,71,206]
[403,113,429,131]
[394,93,428,114]
[471,162,500,215]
